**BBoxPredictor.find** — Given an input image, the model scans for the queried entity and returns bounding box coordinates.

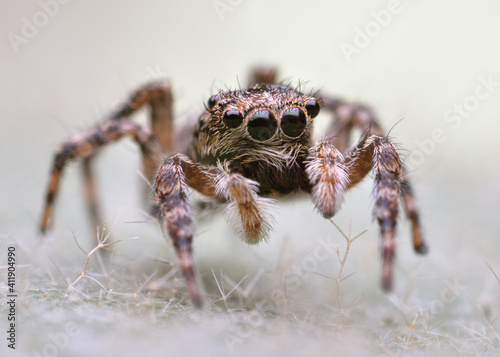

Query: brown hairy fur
[40,68,427,307]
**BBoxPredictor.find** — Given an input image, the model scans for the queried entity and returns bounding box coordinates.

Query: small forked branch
[65,223,138,296]
[329,219,367,315]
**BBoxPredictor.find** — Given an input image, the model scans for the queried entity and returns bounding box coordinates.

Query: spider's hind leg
[111,80,175,176]
[82,156,104,238]
[248,66,277,87]
[320,96,385,153]
[400,180,427,253]
[70,81,174,238]
[40,121,162,235]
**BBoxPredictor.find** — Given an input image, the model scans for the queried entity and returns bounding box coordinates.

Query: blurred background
[1,0,500,355]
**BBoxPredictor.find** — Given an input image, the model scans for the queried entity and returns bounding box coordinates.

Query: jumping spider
[41,67,427,307]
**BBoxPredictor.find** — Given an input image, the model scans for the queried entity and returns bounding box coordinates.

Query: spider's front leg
[319,95,427,254]
[155,155,274,306]
[154,154,219,308]
[306,135,404,291]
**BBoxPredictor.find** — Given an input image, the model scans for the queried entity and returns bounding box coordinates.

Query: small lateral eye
[305,99,320,118]
[281,107,307,138]
[223,109,243,128]
[207,95,219,109]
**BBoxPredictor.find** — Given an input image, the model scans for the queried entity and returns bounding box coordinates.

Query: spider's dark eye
[305,99,320,118]
[207,95,219,109]
[223,109,243,128]
[281,107,307,138]
[247,110,277,141]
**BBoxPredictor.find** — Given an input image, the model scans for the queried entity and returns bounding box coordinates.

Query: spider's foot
[414,242,428,255]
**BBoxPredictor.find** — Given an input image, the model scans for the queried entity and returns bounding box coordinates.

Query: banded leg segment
[40,120,161,234]
[155,155,199,307]
[82,157,103,236]
[154,154,224,307]
[344,135,403,291]
[321,94,427,254]
[68,80,175,239]
[401,182,427,253]
[111,80,175,165]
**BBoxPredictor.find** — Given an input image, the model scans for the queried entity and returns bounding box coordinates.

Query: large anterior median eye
[223,109,243,128]
[281,107,307,138]
[247,110,277,141]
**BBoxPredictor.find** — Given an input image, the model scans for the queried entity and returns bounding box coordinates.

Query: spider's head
[202,84,320,156]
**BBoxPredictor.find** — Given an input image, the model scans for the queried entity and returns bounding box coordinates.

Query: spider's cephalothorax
[190,84,319,197]
[40,68,427,308]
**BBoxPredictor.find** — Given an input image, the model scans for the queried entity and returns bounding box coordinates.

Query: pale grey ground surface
[1,1,500,356]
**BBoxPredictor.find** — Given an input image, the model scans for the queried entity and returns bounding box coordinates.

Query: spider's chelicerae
[41,68,427,307]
